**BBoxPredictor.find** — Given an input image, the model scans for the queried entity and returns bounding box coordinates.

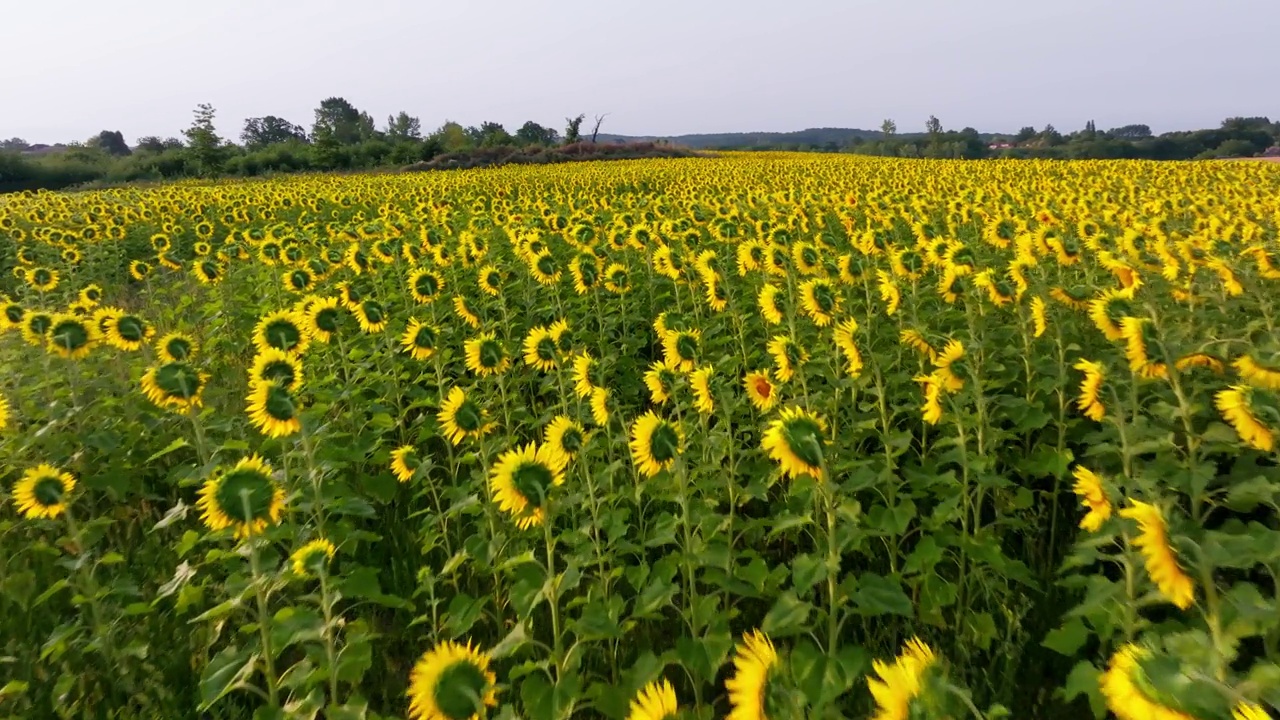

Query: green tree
[182,103,225,175]
[386,112,422,141]
[880,119,897,138]
[312,97,375,145]
[1,137,29,151]
[1015,126,1037,142]
[429,121,471,152]
[89,130,131,156]
[565,114,585,143]
[515,121,559,146]
[241,116,307,148]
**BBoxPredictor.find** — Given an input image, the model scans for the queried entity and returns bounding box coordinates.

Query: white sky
[3,0,1278,144]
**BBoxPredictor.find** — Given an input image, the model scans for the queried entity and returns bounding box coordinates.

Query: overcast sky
[4,0,1278,144]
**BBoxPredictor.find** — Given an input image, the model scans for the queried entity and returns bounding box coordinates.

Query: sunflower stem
[319,568,342,705]
[247,536,280,707]
[541,506,565,718]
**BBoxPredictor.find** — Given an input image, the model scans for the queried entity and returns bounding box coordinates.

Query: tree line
[0,98,612,192]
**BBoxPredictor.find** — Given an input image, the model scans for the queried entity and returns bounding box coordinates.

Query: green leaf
[851,574,912,617]
[146,437,190,463]
[790,553,827,594]
[761,591,813,637]
[0,681,29,699]
[1042,618,1090,656]
[572,600,621,641]
[521,674,554,720]
[490,622,529,659]
[444,593,484,638]
[199,646,257,710]
[1058,659,1104,718]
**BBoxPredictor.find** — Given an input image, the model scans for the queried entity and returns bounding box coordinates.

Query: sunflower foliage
[0,155,1278,720]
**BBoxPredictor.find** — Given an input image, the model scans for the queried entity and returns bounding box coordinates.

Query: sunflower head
[197,455,285,539]
[629,411,684,478]
[13,464,77,520]
[490,442,567,529]
[247,380,302,439]
[762,407,829,481]
[726,630,795,720]
[305,296,345,343]
[401,318,439,361]
[545,415,588,460]
[106,313,153,351]
[744,370,778,412]
[46,314,99,359]
[156,333,198,363]
[141,362,208,410]
[391,445,422,483]
[627,679,679,720]
[254,310,311,356]
[438,387,493,446]
[407,640,498,720]
[290,539,336,578]
[464,332,510,377]
[250,348,303,392]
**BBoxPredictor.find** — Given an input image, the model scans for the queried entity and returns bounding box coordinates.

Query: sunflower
[156,332,198,363]
[916,373,945,425]
[603,262,630,294]
[438,387,494,445]
[0,391,10,431]
[1073,359,1107,422]
[626,679,679,720]
[406,640,498,720]
[401,318,439,361]
[78,284,103,306]
[876,270,901,316]
[522,325,559,372]
[336,281,364,311]
[193,259,225,285]
[249,348,303,392]
[282,268,313,293]
[21,311,54,347]
[104,313,153,351]
[589,386,612,426]
[762,407,828,480]
[1235,355,1280,391]
[690,366,715,415]
[1071,466,1112,532]
[1029,296,1048,338]
[704,276,729,312]
[758,283,784,325]
[354,300,389,334]
[129,260,153,281]
[463,332,511,377]
[1234,703,1271,720]
[1215,386,1275,452]
[391,445,422,483]
[26,266,59,292]
[798,278,839,327]
[662,329,701,373]
[46,314,99,360]
[900,329,938,364]
[529,251,562,285]
[247,381,302,438]
[932,339,966,393]
[867,638,938,720]
[12,464,76,520]
[290,539,336,578]
[767,335,807,383]
[573,352,599,398]
[1,301,24,331]
[253,310,311,357]
[549,318,572,356]
[1120,499,1195,609]
[1088,288,1132,341]
[1099,645,1197,720]
[489,442,567,529]
[303,296,343,343]
[1174,353,1224,375]
[726,630,780,720]
[452,295,481,329]
[197,455,286,539]
[832,318,863,378]
[629,411,684,478]
[545,415,587,461]
[744,370,777,412]
[1119,317,1168,380]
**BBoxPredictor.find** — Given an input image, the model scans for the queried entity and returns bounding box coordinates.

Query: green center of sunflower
[782,342,804,367]
[554,331,572,354]
[400,450,421,470]
[800,247,818,266]
[559,427,584,454]
[351,249,370,270]
[946,275,966,296]
[290,271,311,290]
[50,320,89,350]
[116,316,146,342]
[155,363,203,399]
[414,326,437,349]
[32,268,52,285]
[326,248,344,264]
[901,251,924,273]
[265,320,303,351]
[536,255,557,275]
[812,284,836,312]
[512,462,554,508]
[285,246,303,262]
[214,468,276,522]
[1105,297,1132,321]
[454,401,483,432]
[165,338,193,361]
[314,308,340,334]
[578,260,598,286]
[675,334,698,362]
[260,360,296,387]
[608,268,626,284]
[361,301,385,325]
[4,305,24,324]
[28,314,53,336]
[85,288,101,301]
[415,273,439,297]
[782,418,824,468]
[536,337,557,361]
[263,244,281,259]
[479,340,504,368]
[199,260,221,279]
[992,279,1014,298]
[264,385,296,421]
[33,476,67,506]
[649,423,681,463]
[134,262,152,275]
[749,246,764,263]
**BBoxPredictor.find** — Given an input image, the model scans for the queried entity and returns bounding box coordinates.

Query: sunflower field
[2,154,1280,720]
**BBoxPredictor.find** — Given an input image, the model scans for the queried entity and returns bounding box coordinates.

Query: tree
[386,112,422,141]
[466,122,511,147]
[135,136,185,153]
[1040,124,1063,146]
[182,103,225,175]
[1015,126,1037,143]
[429,121,471,152]
[1108,124,1152,139]
[1,138,29,151]
[241,116,307,148]
[312,97,376,145]
[880,119,897,138]
[925,115,943,137]
[515,121,559,146]
[591,113,609,143]
[88,130,131,156]
[565,114,585,144]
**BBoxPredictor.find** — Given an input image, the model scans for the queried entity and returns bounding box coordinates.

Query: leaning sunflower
[438,387,494,445]
[589,386,612,427]
[833,318,864,378]
[141,362,208,410]
[1235,354,1280,391]
[391,445,422,483]
[21,311,54,347]
[303,296,344,344]
[408,268,445,304]
[545,415,588,462]
[253,310,311,357]
[1120,499,1195,609]
[489,442,567,529]
[629,411,684,478]
[0,391,10,432]
[762,407,828,480]
[1073,359,1107,422]
[743,370,778,412]
[573,352,600,398]
[46,314,100,360]
[104,312,154,351]
[406,640,498,720]
[1099,644,1198,720]
[452,295,481,329]
[464,332,511,377]
[156,332,198,363]
[798,277,840,327]
[1071,466,1112,532]
[401,318,439,361]
[661,329,701,372]
[249,348,303,392]
[644,361,679,405]
[726,630,781,720]
[1215,386,1275,452]
[353,300,389,334]
[247,380,302,439]
[290,539,336,578]
[522,325,559,372]
[867,638,939,720]
[690,366,715,415]
[757,283,784,325]
[767,335,807,383]
[197,455,286,539]
[626,679,679,720]
[12,464,77,520]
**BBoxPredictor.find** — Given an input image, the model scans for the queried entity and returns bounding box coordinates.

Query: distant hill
[597,127,998,150]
